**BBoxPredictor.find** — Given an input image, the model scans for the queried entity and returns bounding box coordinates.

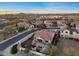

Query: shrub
[43,44,60,56]
[24,48,30,53]
[11,44,18,54]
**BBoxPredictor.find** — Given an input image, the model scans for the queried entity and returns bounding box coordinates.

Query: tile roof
[34,29,56,43]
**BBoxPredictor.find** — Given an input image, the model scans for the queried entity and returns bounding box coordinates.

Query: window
[69,38,73,40]
[65,31,68,33]
[61,35,63,37]
[38,46,42,48]
[38,39,42,42]
[46,41,48,43]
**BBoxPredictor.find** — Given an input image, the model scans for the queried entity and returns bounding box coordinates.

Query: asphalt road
[0,27,60,51]
[0,29,36,51]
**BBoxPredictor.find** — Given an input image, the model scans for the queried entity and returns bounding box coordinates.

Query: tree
[11,44,18,54]
[28,20,32,24]
[18,26,25,32]
[3,25,13,34]
[43,44,60,56]
[3,25,14,40]
[37,24,46,29]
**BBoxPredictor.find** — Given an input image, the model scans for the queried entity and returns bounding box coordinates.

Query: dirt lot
[57,39,79,56]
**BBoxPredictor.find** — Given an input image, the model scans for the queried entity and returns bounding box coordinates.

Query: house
[44,20,53,28]
[31,18,44,26]
[44,19,57,28]
[57,19,65,26]
[35,18,44,25]
[28,25,34,31]
[44,19,62,29]
[32,29,56,50]
[75,21,79,30]
[60,27,79,40]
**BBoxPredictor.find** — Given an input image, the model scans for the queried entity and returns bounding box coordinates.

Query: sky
[0,2,79,13]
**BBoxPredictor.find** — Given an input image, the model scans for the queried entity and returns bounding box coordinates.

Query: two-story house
[32,29,56,51]
[60,27,79,40]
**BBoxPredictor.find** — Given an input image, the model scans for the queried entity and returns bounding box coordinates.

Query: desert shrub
[24,48,30,53]
[11,44,18,54]
[43,44,60,56]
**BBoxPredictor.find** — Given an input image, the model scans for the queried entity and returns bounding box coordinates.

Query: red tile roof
[33,29,56,43]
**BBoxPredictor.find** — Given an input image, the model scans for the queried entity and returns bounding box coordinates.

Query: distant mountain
[0,11,79,15]
[0,11,19,15]
[0,11,79,16]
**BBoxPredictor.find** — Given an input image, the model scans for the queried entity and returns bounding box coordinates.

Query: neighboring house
[44,19,61,29]
[76,24,79,30]
[17,22,31,29]
[75,21,79,30]
[31,18,44,26]
[60,28,79,40]
[32,29,56,50]
[44,20,52,24]
[0,19,9,24]
[57,19,65,26]
[44,20,53,28]
[60,28,70,37]
[18,19,28,22]
[28,25,34,31]
[35,19,44,25]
